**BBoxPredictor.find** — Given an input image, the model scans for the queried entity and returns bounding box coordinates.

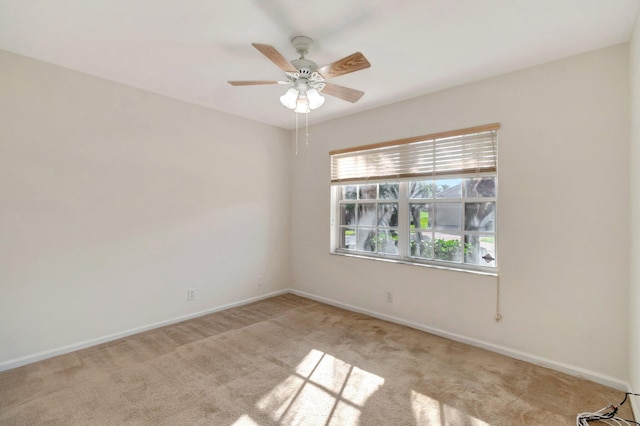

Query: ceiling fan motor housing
[291,58,318,75]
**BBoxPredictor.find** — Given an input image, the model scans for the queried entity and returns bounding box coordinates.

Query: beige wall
[0,38,635,396]
[0,50,291,367]
[630,9,640,414]
[291,44,630,386]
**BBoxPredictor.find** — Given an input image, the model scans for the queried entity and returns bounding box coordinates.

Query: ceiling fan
[228,36,371,114]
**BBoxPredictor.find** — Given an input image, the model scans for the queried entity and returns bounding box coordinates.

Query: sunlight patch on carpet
[255,349,385,424]
[230,414,261,425]
[411,390,490,426]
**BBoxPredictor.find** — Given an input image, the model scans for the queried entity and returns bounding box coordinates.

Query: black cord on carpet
[576,392,640,425]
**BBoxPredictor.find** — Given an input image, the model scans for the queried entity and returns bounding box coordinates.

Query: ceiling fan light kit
[228,35,371,115]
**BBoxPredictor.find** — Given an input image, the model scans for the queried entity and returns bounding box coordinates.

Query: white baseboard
[0,289,289,373]
[290,289,630,392]
[1,287,633,399]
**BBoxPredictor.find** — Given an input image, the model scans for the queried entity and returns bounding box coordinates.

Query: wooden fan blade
[252,43,298,73]
[228,80,286,86]
[321,82,364,103]
[317,52,371,79]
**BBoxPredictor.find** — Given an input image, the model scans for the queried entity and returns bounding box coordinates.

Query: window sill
[330,251,498,277]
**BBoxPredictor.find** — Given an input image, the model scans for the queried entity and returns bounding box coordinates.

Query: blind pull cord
[495,275,502,322]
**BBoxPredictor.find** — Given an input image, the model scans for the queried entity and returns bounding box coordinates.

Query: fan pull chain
[295,112,299,155]
[294,113,310,154]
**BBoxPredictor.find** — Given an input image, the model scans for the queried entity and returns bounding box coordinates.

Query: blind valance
[330,123,499,183]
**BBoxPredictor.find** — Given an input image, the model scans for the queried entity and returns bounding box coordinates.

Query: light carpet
[0,294,634,425]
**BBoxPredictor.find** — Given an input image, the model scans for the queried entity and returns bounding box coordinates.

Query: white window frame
[329,124,499,274]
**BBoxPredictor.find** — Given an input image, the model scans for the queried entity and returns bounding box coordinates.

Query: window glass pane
[358,228,376,252]
[464,177,496,198]
[340,204,356,226]
[409,203,431,229]
[357,204,377,226]
[464,202,496,231]
[334,176,497,270]
[377,230,399,254]
[340,185,357,200]
[409,181,434,199]
[434,203,461,231]
[464,234,496,266]
[435,179,462,198]
[359,184,377,200]
[378,203,398,227]
[410,232,433,258]
[433,233,463,262]
[379,183,399,199]
[340,228,356,250]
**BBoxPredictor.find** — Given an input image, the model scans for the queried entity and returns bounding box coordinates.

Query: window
[337,183,400,255]
[330,124,499,272]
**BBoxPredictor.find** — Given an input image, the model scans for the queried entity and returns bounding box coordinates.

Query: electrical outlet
[386,291,393,303]
[187,288,196,301]
[257,275,264,287]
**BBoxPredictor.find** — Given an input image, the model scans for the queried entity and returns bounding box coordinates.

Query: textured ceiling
[1,0,638,129]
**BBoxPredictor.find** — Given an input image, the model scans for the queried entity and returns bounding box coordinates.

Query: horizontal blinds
[330,124,499,183]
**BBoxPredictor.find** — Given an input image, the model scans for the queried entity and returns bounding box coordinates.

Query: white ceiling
[1,0,638,129]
